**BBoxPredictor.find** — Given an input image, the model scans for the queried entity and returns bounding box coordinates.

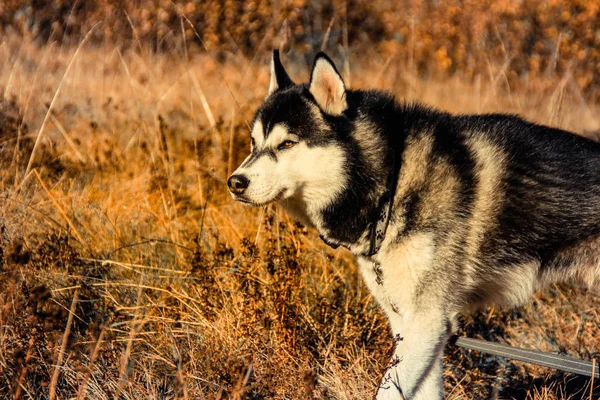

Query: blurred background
[1,0,600,98]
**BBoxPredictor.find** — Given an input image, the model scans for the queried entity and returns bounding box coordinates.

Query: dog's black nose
[228,174,249,194]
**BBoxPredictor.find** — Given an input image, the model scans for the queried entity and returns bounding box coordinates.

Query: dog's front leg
[375,311,449,400]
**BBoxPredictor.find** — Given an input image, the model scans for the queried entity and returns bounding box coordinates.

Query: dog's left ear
[309,53,347,115]
[268,50,294,96]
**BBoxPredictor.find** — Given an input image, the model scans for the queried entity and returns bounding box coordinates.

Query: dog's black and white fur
[228,51,600,399]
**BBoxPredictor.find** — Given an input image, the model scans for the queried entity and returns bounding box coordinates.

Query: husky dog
[227,50,600,399]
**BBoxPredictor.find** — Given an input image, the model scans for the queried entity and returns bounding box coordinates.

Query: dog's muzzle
[227,174,249,195]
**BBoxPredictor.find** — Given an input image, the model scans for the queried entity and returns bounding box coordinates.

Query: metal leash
[453,336,600,378]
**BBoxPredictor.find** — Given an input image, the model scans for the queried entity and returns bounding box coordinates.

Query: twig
[76,327,106,400]
[49,289,79,400]
[590,358,596,400]
[321,15,337,51]
[13,335,36,400]
[114,277,145,399]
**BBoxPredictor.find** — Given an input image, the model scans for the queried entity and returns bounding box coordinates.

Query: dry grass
[2,0,600,100]
[0,31,599,400]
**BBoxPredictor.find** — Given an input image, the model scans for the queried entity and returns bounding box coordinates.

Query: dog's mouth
[232,189,286,207]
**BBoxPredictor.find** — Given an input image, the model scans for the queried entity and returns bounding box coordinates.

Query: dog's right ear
[267,50,294,97]
[309,52,347,115]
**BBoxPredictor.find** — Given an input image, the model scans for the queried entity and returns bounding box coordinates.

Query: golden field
[2,0,600,98]
[0,1,599,399]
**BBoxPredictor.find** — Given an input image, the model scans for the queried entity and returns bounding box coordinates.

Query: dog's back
[467,115,600,277]
[391,107,600,309]
[475,115,600,298]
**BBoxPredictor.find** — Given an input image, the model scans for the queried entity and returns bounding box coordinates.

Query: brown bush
[1,1,600,98]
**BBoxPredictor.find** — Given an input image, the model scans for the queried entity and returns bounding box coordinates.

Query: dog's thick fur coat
[228,51,600,399]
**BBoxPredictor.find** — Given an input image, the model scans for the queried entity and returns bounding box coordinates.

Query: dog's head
[228,51,350,221]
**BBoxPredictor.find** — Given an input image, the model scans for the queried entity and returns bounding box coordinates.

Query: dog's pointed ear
[267,50,294,96]
[309,52,347,115]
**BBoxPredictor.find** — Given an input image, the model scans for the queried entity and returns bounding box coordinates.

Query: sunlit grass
[0,29,598,399]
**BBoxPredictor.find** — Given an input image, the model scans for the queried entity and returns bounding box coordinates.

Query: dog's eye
[277,140,296,150]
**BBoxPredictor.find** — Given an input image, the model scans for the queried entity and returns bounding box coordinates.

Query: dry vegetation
[2,0,600,99]
[0,1,599,399]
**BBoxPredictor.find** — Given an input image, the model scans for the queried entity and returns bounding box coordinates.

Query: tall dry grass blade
[590,358,596,400]
[154,66,191,111]
[321,15,337,51]
[240,25,275,88]
[546,70,570,127]
[567,77,598,128]
[408,17,415,72]
[275,207,281,251]
[115,277,145,400]
[177,8,251,130]
[23,23,99,182]
[342,1,350,87]
[548,32,563,77]
[3,45,22,101]
[227,109,236,178]
[231,362,253,399]
[13,335,35,400]
[123,10,145,56]
[34,169,86,247]
[180,17,196,126]
[76,327,107,400]
[374,55,395,88]
[254,206,266,245]
[166,329,190,400]
[58,0,81,55]
[49,113,87,163]
[11,41,52,176]
[49,289,79,400]
[481,58,512,109]
[190,72,216,128]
